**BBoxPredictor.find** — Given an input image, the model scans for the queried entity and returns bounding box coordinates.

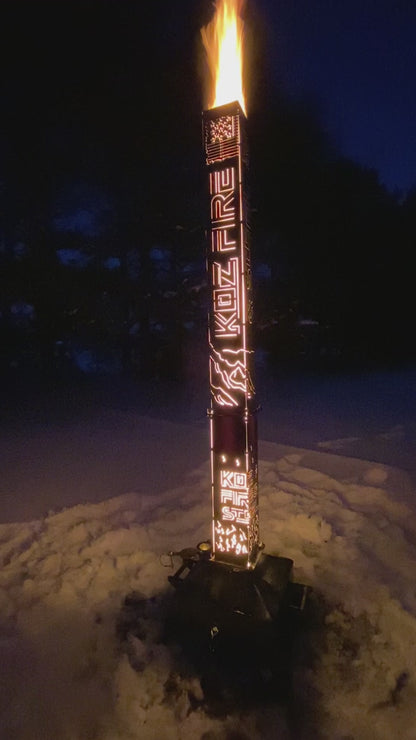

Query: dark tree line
[1,0,415,381]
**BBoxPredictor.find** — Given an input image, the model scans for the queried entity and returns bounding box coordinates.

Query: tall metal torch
[203,101,260,568]
[167,0,306,648]
[201,0,259,569]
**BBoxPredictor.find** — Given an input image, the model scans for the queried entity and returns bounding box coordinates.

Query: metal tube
[203,100,260,568]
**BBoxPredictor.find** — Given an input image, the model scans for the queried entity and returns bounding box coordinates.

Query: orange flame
[201,0,246,115]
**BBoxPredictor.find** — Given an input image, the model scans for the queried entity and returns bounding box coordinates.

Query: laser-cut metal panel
[210,413,259,568]
[203,101,259,569]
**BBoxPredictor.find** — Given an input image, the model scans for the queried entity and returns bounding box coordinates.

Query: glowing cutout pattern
[203,101,260,568]
[205,115,240,163]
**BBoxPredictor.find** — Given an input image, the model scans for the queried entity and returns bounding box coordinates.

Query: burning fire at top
[201,0,246,115]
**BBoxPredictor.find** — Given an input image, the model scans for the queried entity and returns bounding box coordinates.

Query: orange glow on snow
[201,0,246,115]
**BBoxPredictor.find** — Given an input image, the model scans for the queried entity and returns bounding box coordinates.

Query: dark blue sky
[1,0,415,196]
[260,0,416,193]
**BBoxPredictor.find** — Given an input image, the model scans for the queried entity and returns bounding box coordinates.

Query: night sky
[1,0,415,198]
[263,0,416,194]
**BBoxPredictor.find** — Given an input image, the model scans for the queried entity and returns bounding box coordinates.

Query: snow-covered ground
[1,366,416,738]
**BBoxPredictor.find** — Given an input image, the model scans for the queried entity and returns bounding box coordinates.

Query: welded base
[166,546,308,707]
[168,546,306,615]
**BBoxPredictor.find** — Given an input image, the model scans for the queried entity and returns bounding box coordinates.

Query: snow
[1,370,416,739]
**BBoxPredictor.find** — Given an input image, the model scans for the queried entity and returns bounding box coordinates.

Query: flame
[201,0,246,115]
